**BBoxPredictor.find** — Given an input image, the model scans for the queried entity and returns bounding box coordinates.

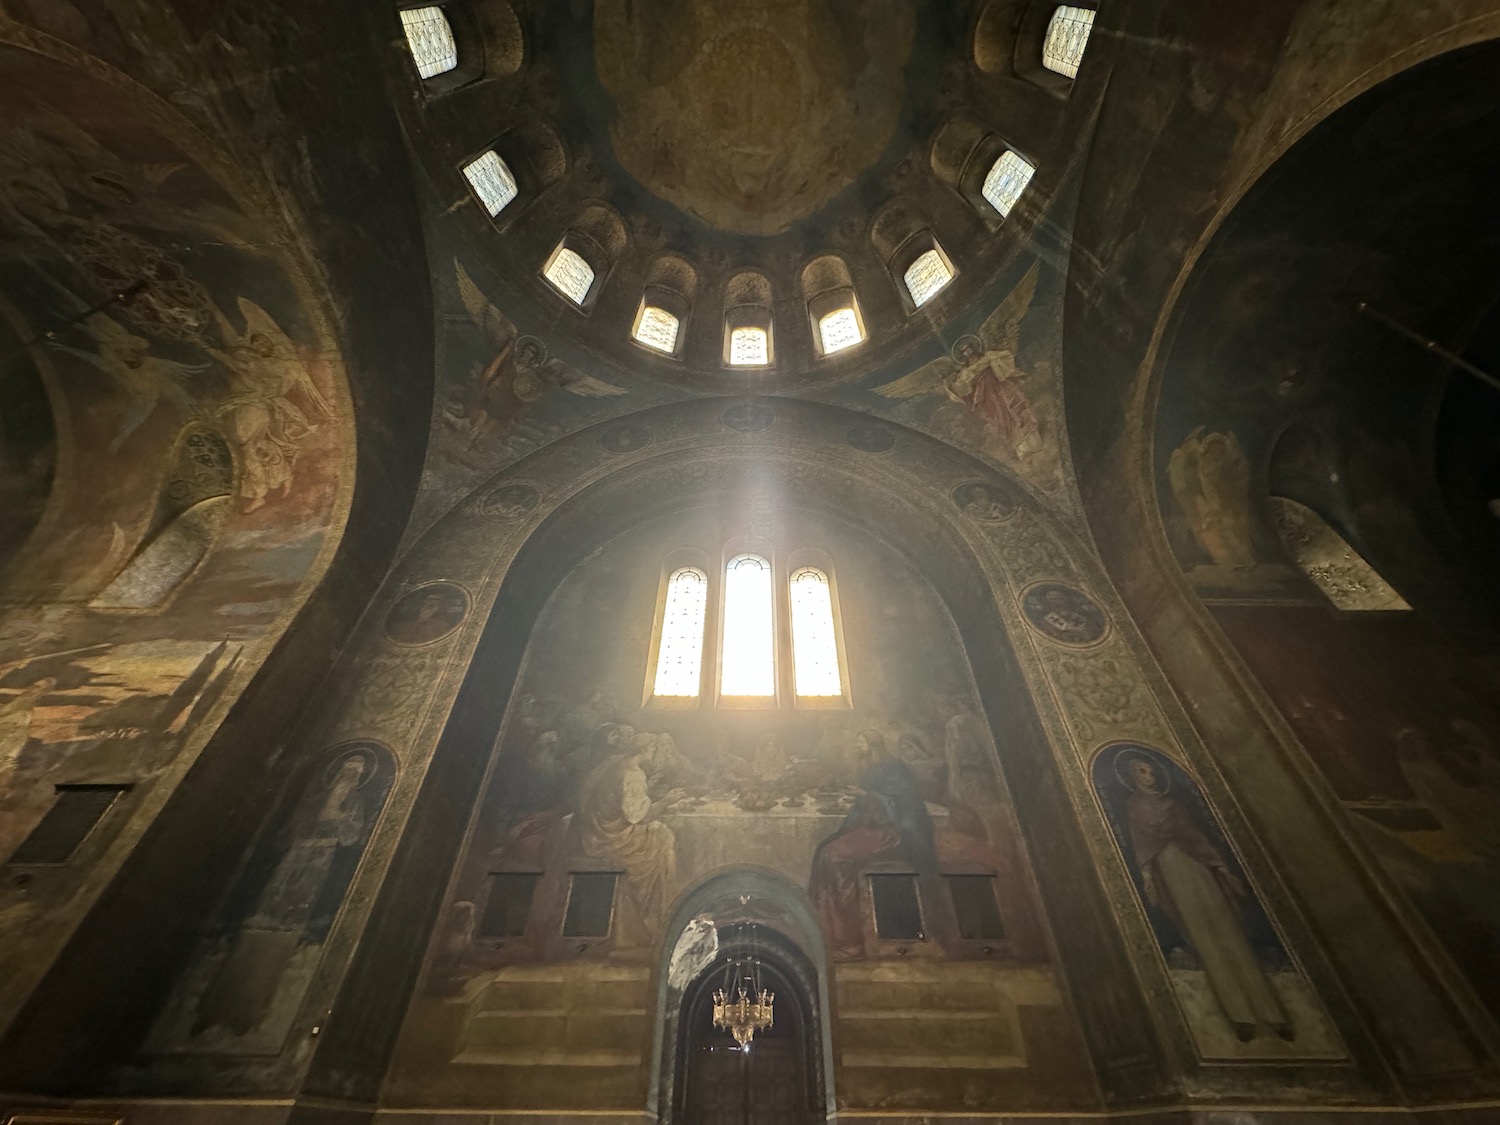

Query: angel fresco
[204,298,332,513]
[1167,427,1257,568]
[452,260,626,450]
[48,314,207,451]
[875,262,1048,464]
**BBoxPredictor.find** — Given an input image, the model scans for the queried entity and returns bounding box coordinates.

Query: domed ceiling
[390,0,1102,539]
[590,0,919,237]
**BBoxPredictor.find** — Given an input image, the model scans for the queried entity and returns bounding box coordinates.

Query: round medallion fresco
[598,423,652,453]
[480,482,541,521]
[845,420,896,453]
[385,581,471,646]
[1019,582,1109,647]
[722,401,775,433]
[951,480,1018,523]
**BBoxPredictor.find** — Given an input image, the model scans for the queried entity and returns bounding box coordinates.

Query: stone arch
[0,20,432,1082]
[650,866,834,1123]
[293,396,1362,1103]
[1065,24,1500,1085]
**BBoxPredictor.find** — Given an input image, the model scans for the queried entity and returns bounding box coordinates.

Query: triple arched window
[647,548,849,709]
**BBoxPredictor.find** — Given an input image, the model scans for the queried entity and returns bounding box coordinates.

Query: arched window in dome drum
[462,150,519,217]
[982,150,1036,218]
[720,554,776,697]
[1042,5,1096,79]
[652,566,710,698]
[818,307,864,355]
[634,305,681,353]
[400,6,458,79]
[789,567,843,698]
[903,247,955,308]
[728,326,770,367]
[543,245,596,306]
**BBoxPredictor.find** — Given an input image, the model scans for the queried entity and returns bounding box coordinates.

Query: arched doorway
[675,926,821,1125]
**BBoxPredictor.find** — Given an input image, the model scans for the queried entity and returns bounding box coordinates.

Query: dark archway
[674,926,822,1125]
[1142,38,1500,1048]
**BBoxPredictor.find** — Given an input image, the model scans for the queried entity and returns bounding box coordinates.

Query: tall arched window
[789,567,843,698]
[720,554,776,698]
[652,566,710,697]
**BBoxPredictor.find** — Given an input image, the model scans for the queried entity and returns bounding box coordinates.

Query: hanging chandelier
[712,947,774,1048]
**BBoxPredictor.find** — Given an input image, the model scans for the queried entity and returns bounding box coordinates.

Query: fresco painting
[871,262,1066,494]
[593,0,916,236]
[385,581,470,647]
[388,509,1067,1096]
[147,742,394,1055]
[0,44,347,1018]
[1214,604,1500,1021]
[1092,743,1343,1059]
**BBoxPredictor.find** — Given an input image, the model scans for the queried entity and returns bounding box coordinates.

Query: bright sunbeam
[721,554,775,696]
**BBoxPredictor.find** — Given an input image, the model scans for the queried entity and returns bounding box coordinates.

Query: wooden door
[684,1035,808,1125]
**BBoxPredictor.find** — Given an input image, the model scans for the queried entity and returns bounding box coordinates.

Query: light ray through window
[653,567,709,697]
[721,554,775,696]
[789,567,842,697]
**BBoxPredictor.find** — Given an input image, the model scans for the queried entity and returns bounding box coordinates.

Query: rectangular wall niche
[7,784,128,864]
[479,872,541,937]
[946,875,1006,940]
[562,871,619,937]
[868,873,924,940]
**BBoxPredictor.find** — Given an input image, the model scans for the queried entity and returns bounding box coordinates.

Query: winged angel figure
[1166,427,1257,568]
[874,262,1047,462]
[204,298,332,513]
[454,260,626,446]
[50,315,208,451]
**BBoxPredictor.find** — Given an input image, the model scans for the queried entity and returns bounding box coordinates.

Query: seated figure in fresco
[809,730,938,959]
[1396,725,1500,863]
[575,744,677,949]
[1117,750,1292,1043]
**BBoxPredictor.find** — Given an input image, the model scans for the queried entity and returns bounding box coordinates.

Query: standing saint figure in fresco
[809,730,938,959]
[874,262,1047,464]
[576,744,677,948]
[1114,749,1292,1043]
[193,750,378,1037]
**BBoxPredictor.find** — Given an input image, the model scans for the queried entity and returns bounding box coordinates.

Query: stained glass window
[982,150,1036,218]
[544,246,595,306]
[463,150,518,216]
[904,248,954,308]
[789,567,842,697]
[400,6,458,79]
[721,554,775,696]
[818,306,863,355]
[635,305,680,353]
[729,325,770,366]
[653,566,709,697]
[1042,6,1096,80]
